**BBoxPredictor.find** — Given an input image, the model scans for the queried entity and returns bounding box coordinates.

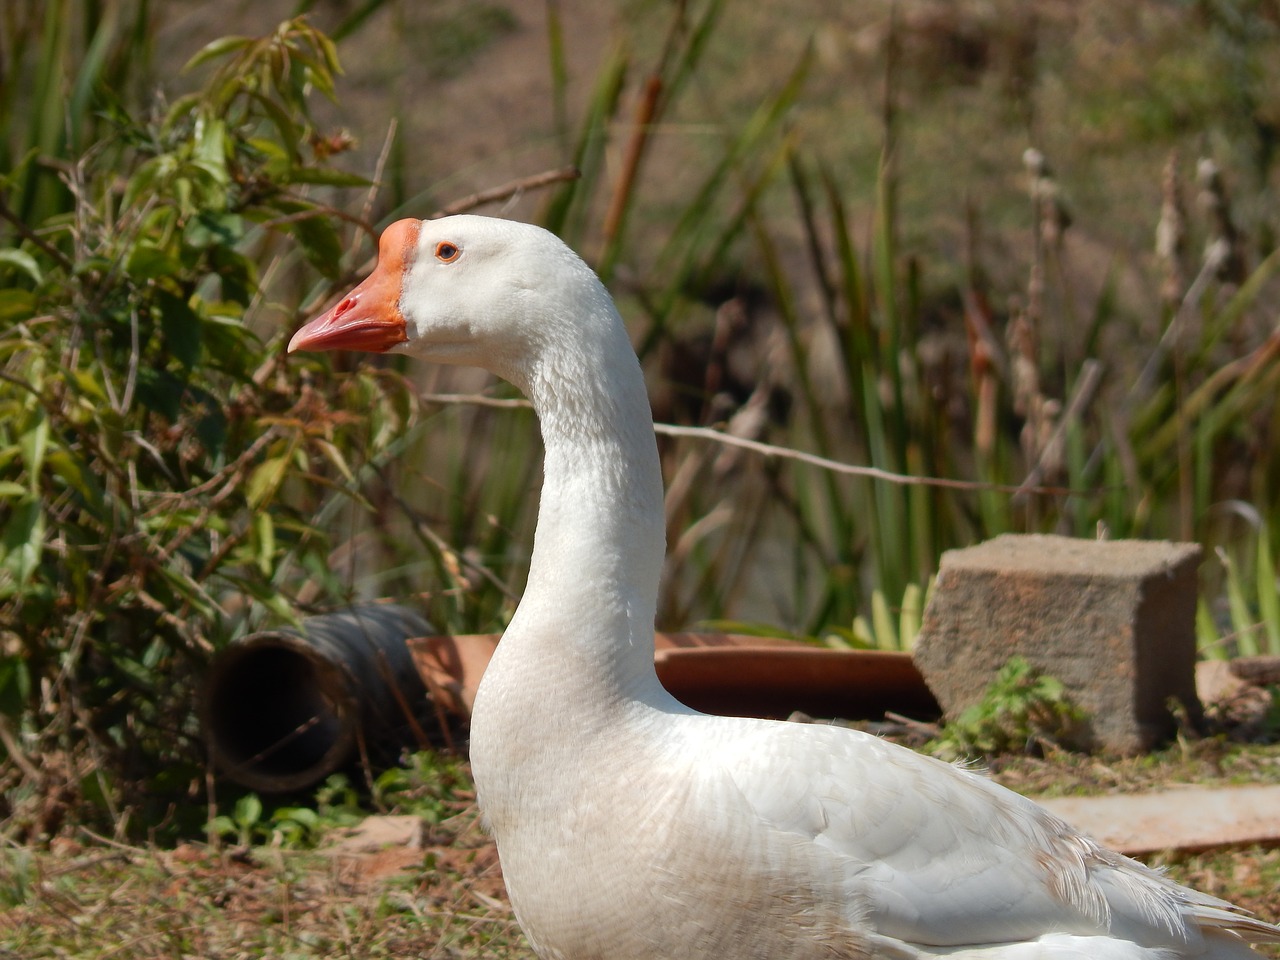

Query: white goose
[289,215,1280,960]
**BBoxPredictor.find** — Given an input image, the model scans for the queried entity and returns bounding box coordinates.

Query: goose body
[289,215,1280,960]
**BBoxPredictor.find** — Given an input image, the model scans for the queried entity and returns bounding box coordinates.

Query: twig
[883,711,942,737]
[44,850,133,879]
[370,460,519,602]
[0,714,43,785]
[658,422,1098,495]
[262,204,378,246]
[1131,248,1224,401]
[431,165,581,219]
[416,390,1102,498]
[0,192,74,271]
[75,826,144,854]
[418,392,533,411]
[121,306,140,414]
[237,714,323,766]
[144,425,281,510]
[1014,358,1105,501]
[362,118,397,226]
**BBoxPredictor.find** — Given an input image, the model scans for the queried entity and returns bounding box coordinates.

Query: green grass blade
[1256,524,1280,655]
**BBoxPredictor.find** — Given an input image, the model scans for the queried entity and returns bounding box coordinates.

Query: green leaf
[208,814,237,837]
[870,589,896,652]
[1219,547,1260,658]
[157,289,202,368]
[0,656,31,716]
[272,806,319,828]
[135,367,184,420]
[898,582,923,651]
[0,289,36,325]
[126,243,182,281]
[19,409,48,493]
[182,35,253,72]
[121,154,169,212]
[1256,529,1280,655]
[234,792,262,827]
[1196,599,1225,658]
[247,98,301,163]
[202,316,258,378]
[284,214,344,279]
[226,574,299,625]
[313,439,355,484]
[163,92,203,129]
[0,249,43,284]
[192,116,230,188]
[44,449,105,514]
[206,247,257,306]
[184,211,245,250]
[246,454,290,509]
[0,497,44,591]
[253,511,275,575]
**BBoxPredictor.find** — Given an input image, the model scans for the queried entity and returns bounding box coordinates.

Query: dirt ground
[4,743,1279,958]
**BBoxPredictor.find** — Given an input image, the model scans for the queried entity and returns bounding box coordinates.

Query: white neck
[473,288,671,723]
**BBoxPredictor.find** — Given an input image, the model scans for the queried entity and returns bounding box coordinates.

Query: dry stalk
[965,301,1000,461]
[413,390,1097,498]
[430,165,581,220]
[602,74,663,251]
[1196,156,1246,286]
[1014,358,1105,502]
[1156,150,1188,312]
[361,117,398,226]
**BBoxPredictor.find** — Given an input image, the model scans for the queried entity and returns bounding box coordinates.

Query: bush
[0,18,409,838]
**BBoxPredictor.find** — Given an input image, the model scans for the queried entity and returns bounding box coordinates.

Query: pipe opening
[203,640,355,793]
[202,605,433,794]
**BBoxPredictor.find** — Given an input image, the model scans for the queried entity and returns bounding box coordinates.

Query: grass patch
[2,744,1278,958]
[0,800,529,959]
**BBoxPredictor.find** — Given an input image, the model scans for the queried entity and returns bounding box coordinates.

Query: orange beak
[287,219,422,354]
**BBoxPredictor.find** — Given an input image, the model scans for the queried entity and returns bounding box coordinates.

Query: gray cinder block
[912,534,1203,754]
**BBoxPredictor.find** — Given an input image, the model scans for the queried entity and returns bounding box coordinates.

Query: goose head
[287,215,618,387]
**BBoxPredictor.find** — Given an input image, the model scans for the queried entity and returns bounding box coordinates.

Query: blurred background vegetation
[2,0,1280,836]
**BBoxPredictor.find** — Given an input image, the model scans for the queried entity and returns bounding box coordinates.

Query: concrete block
[912,534,1203,754]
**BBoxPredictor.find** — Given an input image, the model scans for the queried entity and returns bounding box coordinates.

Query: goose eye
[435,241,461,263]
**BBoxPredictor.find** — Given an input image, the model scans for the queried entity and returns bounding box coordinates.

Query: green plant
[1197,514,1280,659]
[210,794,323,848]
[930,657,1086,760]
[207,750,471,850]
[0,847,34,908]
[368,750,472,822]
[823,581,929,652]
[208,793,265,847]
[0,16,411,838]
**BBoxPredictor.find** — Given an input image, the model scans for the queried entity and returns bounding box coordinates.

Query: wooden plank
[1038,784,1280,855]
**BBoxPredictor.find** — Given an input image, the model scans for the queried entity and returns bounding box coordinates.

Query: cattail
[1007,302,1039,423]
[964,291,999,460]
[1196,156,1246,285]
[1154,151,1187,310]
[1023,147,1072,249]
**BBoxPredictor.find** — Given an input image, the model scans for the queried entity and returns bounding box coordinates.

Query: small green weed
[209,751,474,850]
[930,657,1086,761]
[208,793,323,848]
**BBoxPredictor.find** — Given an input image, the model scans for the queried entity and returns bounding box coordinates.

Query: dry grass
[3,743,1279,959]
[0,801,530,960]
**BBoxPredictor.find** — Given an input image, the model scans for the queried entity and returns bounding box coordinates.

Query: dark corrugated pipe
[201,605,432,793]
